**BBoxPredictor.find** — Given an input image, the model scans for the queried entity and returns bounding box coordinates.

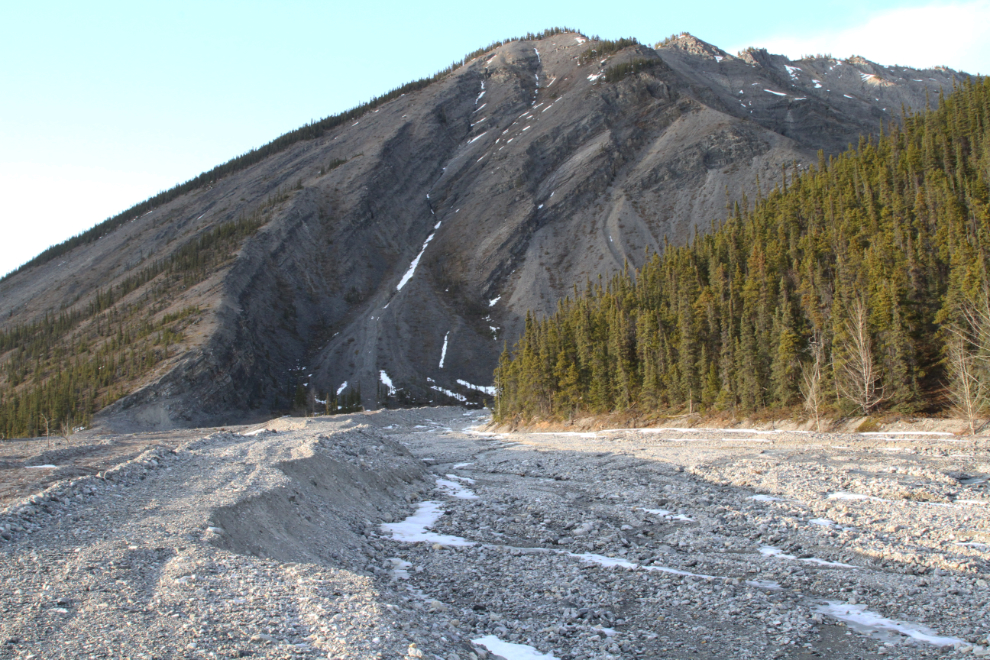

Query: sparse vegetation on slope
[0,208,275,438]
[494,79,990,423]
[602,58,661,83]
[578,37,640,65]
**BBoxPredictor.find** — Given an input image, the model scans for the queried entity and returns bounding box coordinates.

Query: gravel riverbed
[1,408,988,659]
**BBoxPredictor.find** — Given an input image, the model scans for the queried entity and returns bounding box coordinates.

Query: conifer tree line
[495,79,990,427]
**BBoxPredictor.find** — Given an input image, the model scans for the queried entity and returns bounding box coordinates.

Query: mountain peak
[656,32,730,61]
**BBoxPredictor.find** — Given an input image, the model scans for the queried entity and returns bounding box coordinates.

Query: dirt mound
[210,428,427,566]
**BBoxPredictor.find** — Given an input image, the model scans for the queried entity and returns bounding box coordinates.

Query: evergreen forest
[494,80,990,428]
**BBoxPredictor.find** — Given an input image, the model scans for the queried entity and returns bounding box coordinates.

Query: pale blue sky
[2,0,988,277]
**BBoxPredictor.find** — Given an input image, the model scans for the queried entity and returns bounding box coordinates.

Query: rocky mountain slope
[0,30,966,430]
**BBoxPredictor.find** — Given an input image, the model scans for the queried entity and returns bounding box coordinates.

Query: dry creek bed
[0,408,988,659]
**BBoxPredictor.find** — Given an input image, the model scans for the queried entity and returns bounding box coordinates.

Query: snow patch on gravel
[436,478,478,499]
[381,501,474,546]
[568,552,716,579]
[638,507,693,522]
[473,635,558,659]
[760,546,856,569]
[815,601,962,646]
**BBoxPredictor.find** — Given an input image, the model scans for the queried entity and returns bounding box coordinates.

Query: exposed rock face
[0,32,966,428]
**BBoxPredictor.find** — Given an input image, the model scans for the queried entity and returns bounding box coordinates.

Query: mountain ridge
[0,30,970,435]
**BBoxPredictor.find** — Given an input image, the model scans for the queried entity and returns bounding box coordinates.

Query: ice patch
[569,552,715,578]
[656,427,783,435]
[468,131,488,144]
[722,437,771,443]
[815,601,962,646]
[638,508,693,522]
[764,89,788,96]
[445,473,475,484]
[751,494,785,502]
[859,431,953,436]
[809,518,836,527]
[381,501,473,546]
[746,579,782,590]
[784,65,801,79]
[430,385,467,402]
[386,557,411,580]
[396,221,441,290]
[457,379,496,396]
[473,635,558,660]
[568,552,637,570]
[489,296,501,306]
[439,332,449,369]
[828,491,884,502]
[336,381,348,396]
[436,477,478,499]
[241,429,268,437]
[380,370,396,396]
[760,546,855,568]
[25,464,58,469]
[453,462,475,469]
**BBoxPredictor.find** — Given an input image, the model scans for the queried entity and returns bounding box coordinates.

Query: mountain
[0,30,968,434]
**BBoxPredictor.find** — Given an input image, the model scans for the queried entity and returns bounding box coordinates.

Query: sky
[2,0,988,278]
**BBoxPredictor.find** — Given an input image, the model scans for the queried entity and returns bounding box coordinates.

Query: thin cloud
[733,1,990,74]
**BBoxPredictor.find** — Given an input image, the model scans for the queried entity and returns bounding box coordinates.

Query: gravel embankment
[1,408,988,659]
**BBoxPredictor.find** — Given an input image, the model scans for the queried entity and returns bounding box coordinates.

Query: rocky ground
[1,408,988,659]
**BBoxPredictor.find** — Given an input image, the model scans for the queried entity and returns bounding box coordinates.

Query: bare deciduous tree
[40,413,52,450]
[59,418,75,445]
[801,333,825,432]
[945,334,987,435]
[836,299,885,415]
[945,291,990,435]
